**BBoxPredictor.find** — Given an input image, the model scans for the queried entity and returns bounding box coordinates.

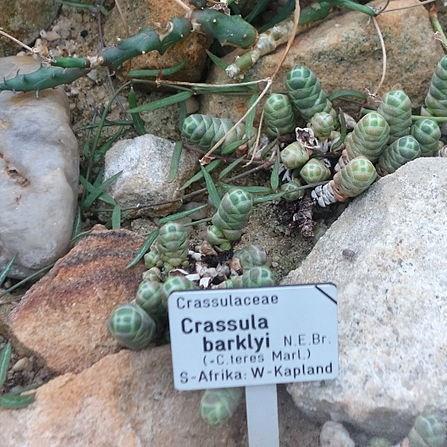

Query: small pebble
[320,421,355,447]
[12,357,32,373]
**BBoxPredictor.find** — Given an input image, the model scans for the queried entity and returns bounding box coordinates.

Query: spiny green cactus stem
[0,66,87,92]
[0,11,256,92]
[286,65,336,121]
[108,303,156,350]
[182,114,249,155]
[280,141,310,170]
[337,112,390,168]
[200,388,243,426]
[377,90,412,143]
[263,93,295,137]
[376,135,421,176]
[234,245,268,270]
[408,414,446,447]
[161,276,196,311]
[225,1,331,79]
[136,280,164,318]
[192,10,257,48]
[411,119,442,157]
[281,178,305,202]
[367,438,392,447]
[310,112,336,140]
[207,189,253,251]
[423,55,447,117]
[144,223,189,273]
[312,156,377,207]
[299,158,331,184]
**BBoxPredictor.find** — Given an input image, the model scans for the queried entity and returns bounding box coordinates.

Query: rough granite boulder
[0,56,79,278]
[0,346,320,446]
[7,226,146,374]
[201,0,443,120]
[0,0,59,56]
[104,0,211,83]
[104,133,198,217]
[283,158,447,441]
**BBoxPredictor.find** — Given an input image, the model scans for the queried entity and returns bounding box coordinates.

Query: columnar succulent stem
[263,93,295,137]
[312,156,377,207]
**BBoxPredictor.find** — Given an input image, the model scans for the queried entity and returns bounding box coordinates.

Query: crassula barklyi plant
[207,189,253,251]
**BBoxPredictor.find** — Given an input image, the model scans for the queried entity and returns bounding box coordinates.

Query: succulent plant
[312,156,377,207]
[182,114,249,155]
[263,93,295,137]
[280,142,310,170]
[376,135,421,176]
[338,112,390,167]
[161,276,196,311]
[223,265,275,289]
[234,245,268,270]
[310,112,336,140]
[135,280,165,319]
[144,223,189,273]
[0,10,258,92]
[367,438,392,447]
[286,65,335,121]
[411,119,442,157]
[207,189,253,251]
[408,414,446,447]
[377,90,412,143]
[423,55,447,117]
[108,303,156,350]
[200,388,243,426]
[281,178,305,201]
[299,158,331,184]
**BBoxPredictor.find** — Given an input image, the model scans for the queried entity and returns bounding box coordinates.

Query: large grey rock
[0,56,79,278]
[0,0,59,56]
[283,158,447,441]
[104,134,198,217]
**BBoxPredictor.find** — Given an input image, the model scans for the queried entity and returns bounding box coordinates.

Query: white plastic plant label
[168,283,338,390]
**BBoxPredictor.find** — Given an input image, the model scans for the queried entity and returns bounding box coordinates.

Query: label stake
[245,384,279,447]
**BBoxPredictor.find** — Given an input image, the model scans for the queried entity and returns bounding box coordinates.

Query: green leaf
[111,205,122,229]
[270,148,280,192]
[205,50,229,70]
[329,89,367,102]
[126,229,159,269]
[253,192,284,204]
[218,158,244,180]
[221,138,247,156]
[178,100,187,132]
[159,204,207,225]
[128,91,193,114]
[128,60,186,78]
[128,87,146,135]
[0,257,15,287]
[71,207,82,241]
[201,166,221,209]
[80,172,122,209]
[220,184,271,194]
[168,142,183,183]
[0,343,12,389]
[180,159,222,190]
[245,0,270,22]
[0,265,53,296]
[0,393,35,409]
[245,94,258,139]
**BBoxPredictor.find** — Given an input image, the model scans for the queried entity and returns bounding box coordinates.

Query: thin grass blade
[206,50,229,70]
[128,87,146,135]
[128,60,186,78]
[0,343,12,388]
[253,192,284,204]
[329,89,367,102]
[159,204,207,225]
[201,165,221,209]
[128,91,192,114]
[168,142,183,183]
[127,229,159,269]
[270,148,280,191]
[180,159,222,190]
[218,158,244,179]
[112,205,122,229]
[80,172,122,209]
[0,257,15,287]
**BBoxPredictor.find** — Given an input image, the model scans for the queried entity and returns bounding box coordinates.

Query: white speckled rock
[104,134,198,217]
[0,56,79,278]
[320,421,354,447]
[283,158,447,441]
